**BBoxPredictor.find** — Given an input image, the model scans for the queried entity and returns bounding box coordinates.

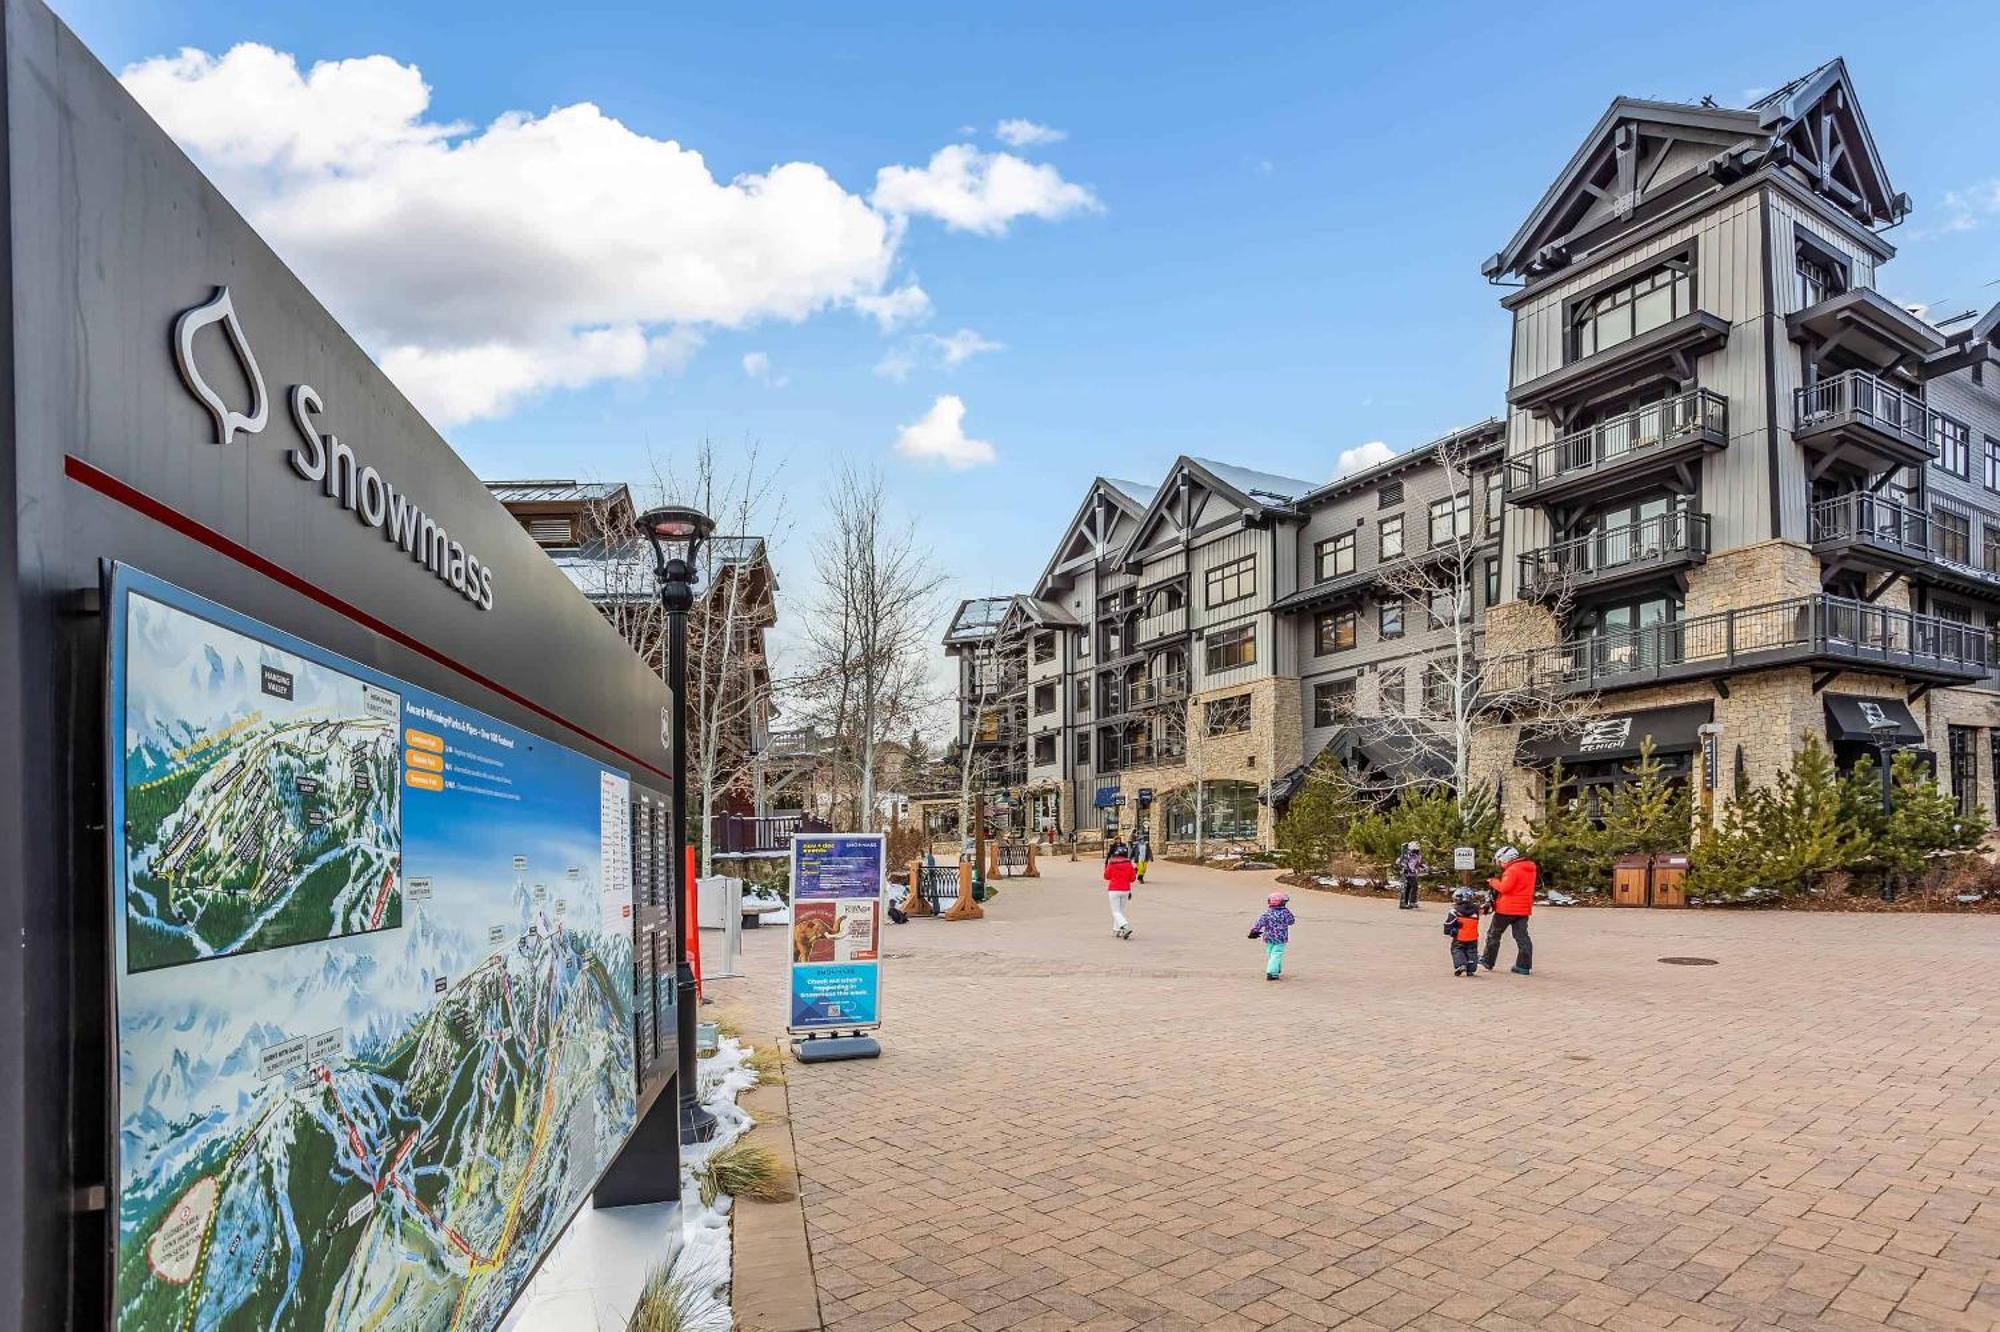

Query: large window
[1164,780,1260,842]
[1985,436,2000,494]
[1934,510,1971,564]
[1795,240,1846,309]
[1206,624,1256,672]
[1032,682,1056,715]
[1949,726,1978,819]
[1380,515,1405,560]
[1315,608,1357,655]
[1315,532,1356,582]
[1205,555,1256,608]
[1377,666,1405,713]
[1313,678,1356,727]
[1428,585,1470,626]
[1422,662,1464,717]
[1033,734,1056,766]
[1429,493,1470,547]
[1570,256,1694,358]
[1484,556,1501,608]
[1205,693,1252,736]
[1935,414,1971,480]
[1032,632,1056,664]
[1379,599,1405,640]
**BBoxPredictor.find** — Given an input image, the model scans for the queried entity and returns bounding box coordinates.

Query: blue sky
[57,0,2000,651]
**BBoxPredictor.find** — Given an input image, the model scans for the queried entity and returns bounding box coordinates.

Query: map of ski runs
[112,574,638,1332]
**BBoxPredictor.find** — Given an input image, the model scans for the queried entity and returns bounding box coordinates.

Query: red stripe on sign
[63,453,672,782]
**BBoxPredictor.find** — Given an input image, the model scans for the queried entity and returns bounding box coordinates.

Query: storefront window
[1163,780,1261,842]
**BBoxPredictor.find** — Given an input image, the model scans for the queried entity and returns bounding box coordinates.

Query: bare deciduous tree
[790,465,948,832]
[1357,433,1596,799]
[576,441,785,876]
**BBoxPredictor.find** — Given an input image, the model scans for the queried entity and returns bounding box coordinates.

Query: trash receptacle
[1650,854,1689,907]
[1612,853,1651,907]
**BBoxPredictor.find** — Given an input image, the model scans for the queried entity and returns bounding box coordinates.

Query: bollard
[1025,843,1039,877]
[900,859,934,917]
[985,840,1001,882]
[944,859,984,920]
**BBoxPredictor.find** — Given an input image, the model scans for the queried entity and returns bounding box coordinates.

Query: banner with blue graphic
[787,833,886,1032]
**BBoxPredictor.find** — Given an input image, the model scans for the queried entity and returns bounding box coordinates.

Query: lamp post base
[679,1094,719,1144]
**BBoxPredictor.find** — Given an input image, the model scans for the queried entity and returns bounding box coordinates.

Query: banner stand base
[791,1034,881,1063]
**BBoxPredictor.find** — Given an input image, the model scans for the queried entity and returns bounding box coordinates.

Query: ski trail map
[108,568,638,1332]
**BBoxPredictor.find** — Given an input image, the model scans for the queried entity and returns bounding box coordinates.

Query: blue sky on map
[56,0,2000,660]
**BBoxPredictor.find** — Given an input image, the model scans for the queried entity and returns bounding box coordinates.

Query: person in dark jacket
[1442,887,1483,976]
[1482,846,1536,974]
[1396,841,1425,910]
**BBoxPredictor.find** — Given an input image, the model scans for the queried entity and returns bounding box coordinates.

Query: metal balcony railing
[1794,370,1936,456]
[1119,738,1186,769]
[1489,594,1989,696]
[1126,672,1190,708]
[1517,511,1710,595]
[1507,388,1727,497]
[1808,492,1930,558]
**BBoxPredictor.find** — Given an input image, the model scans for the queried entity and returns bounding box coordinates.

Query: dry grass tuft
[695,1140,792,1207]
[745,1043,788,1085]
[627,1264,705,1331]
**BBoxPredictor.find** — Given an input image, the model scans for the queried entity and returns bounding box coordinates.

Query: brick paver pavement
[711,859,2000,1332]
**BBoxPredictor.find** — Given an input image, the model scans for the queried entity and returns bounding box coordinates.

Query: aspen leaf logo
[172,286,269,446]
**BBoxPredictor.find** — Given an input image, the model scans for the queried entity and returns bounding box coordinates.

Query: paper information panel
[108,567,637,1332]
[786,833,886,1032]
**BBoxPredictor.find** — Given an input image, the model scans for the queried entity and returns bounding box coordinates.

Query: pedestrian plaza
[717,860,2000,1332]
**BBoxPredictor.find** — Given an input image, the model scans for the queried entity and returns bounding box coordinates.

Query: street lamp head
[1869,718,1901,740]
[639,504,716,543]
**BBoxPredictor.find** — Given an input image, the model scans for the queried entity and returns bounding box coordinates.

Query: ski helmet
[1495,845,1521,864]
[1267,891,1290,907]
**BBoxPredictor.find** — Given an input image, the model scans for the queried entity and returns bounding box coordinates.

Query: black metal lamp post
[1870,716,1899,903]
[639,502,719,1144]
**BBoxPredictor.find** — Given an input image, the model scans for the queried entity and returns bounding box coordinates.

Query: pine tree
[1526,761,1608,895]
[1599,737,1693,858]
[1758,735,1868,894]
[1874,750,1980,882]
[1275,756,1367,873]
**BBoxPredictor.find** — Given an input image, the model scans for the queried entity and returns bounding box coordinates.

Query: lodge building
[948,60,2000,846]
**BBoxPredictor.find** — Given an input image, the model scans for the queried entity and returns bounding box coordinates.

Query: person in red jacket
[1481,845,1536,975]
[1104,846,1137,938]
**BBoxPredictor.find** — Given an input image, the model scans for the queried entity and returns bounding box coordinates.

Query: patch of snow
[657,1037,763,1330]
[1314,876,1337,887]
[1543,890,1579,907]
[1955,893,1984,904]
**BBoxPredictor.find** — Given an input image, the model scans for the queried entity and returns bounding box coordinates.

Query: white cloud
[995,118,1065,148]
[119,44,1083,426]
[876,327,1004,379]
[1333,441,1396,478]
[893,395,995,469]
[1937,180,2000,234]
[872,143,1100,236]
[741,350,788,387]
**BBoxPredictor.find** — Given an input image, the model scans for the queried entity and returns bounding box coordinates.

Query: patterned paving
[712,859,2000,1331]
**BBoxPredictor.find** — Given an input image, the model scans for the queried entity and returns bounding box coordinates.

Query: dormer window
[1569,255,1694,359]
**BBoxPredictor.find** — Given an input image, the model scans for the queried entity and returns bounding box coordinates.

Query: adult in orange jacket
[1481,845,1535,975]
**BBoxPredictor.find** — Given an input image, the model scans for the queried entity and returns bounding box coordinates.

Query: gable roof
[1032,476,1155,598]
[1117,456,1313,565]
[1486,59,1905,281]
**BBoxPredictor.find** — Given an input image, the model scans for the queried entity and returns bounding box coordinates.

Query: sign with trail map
[108,566,637,1332]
